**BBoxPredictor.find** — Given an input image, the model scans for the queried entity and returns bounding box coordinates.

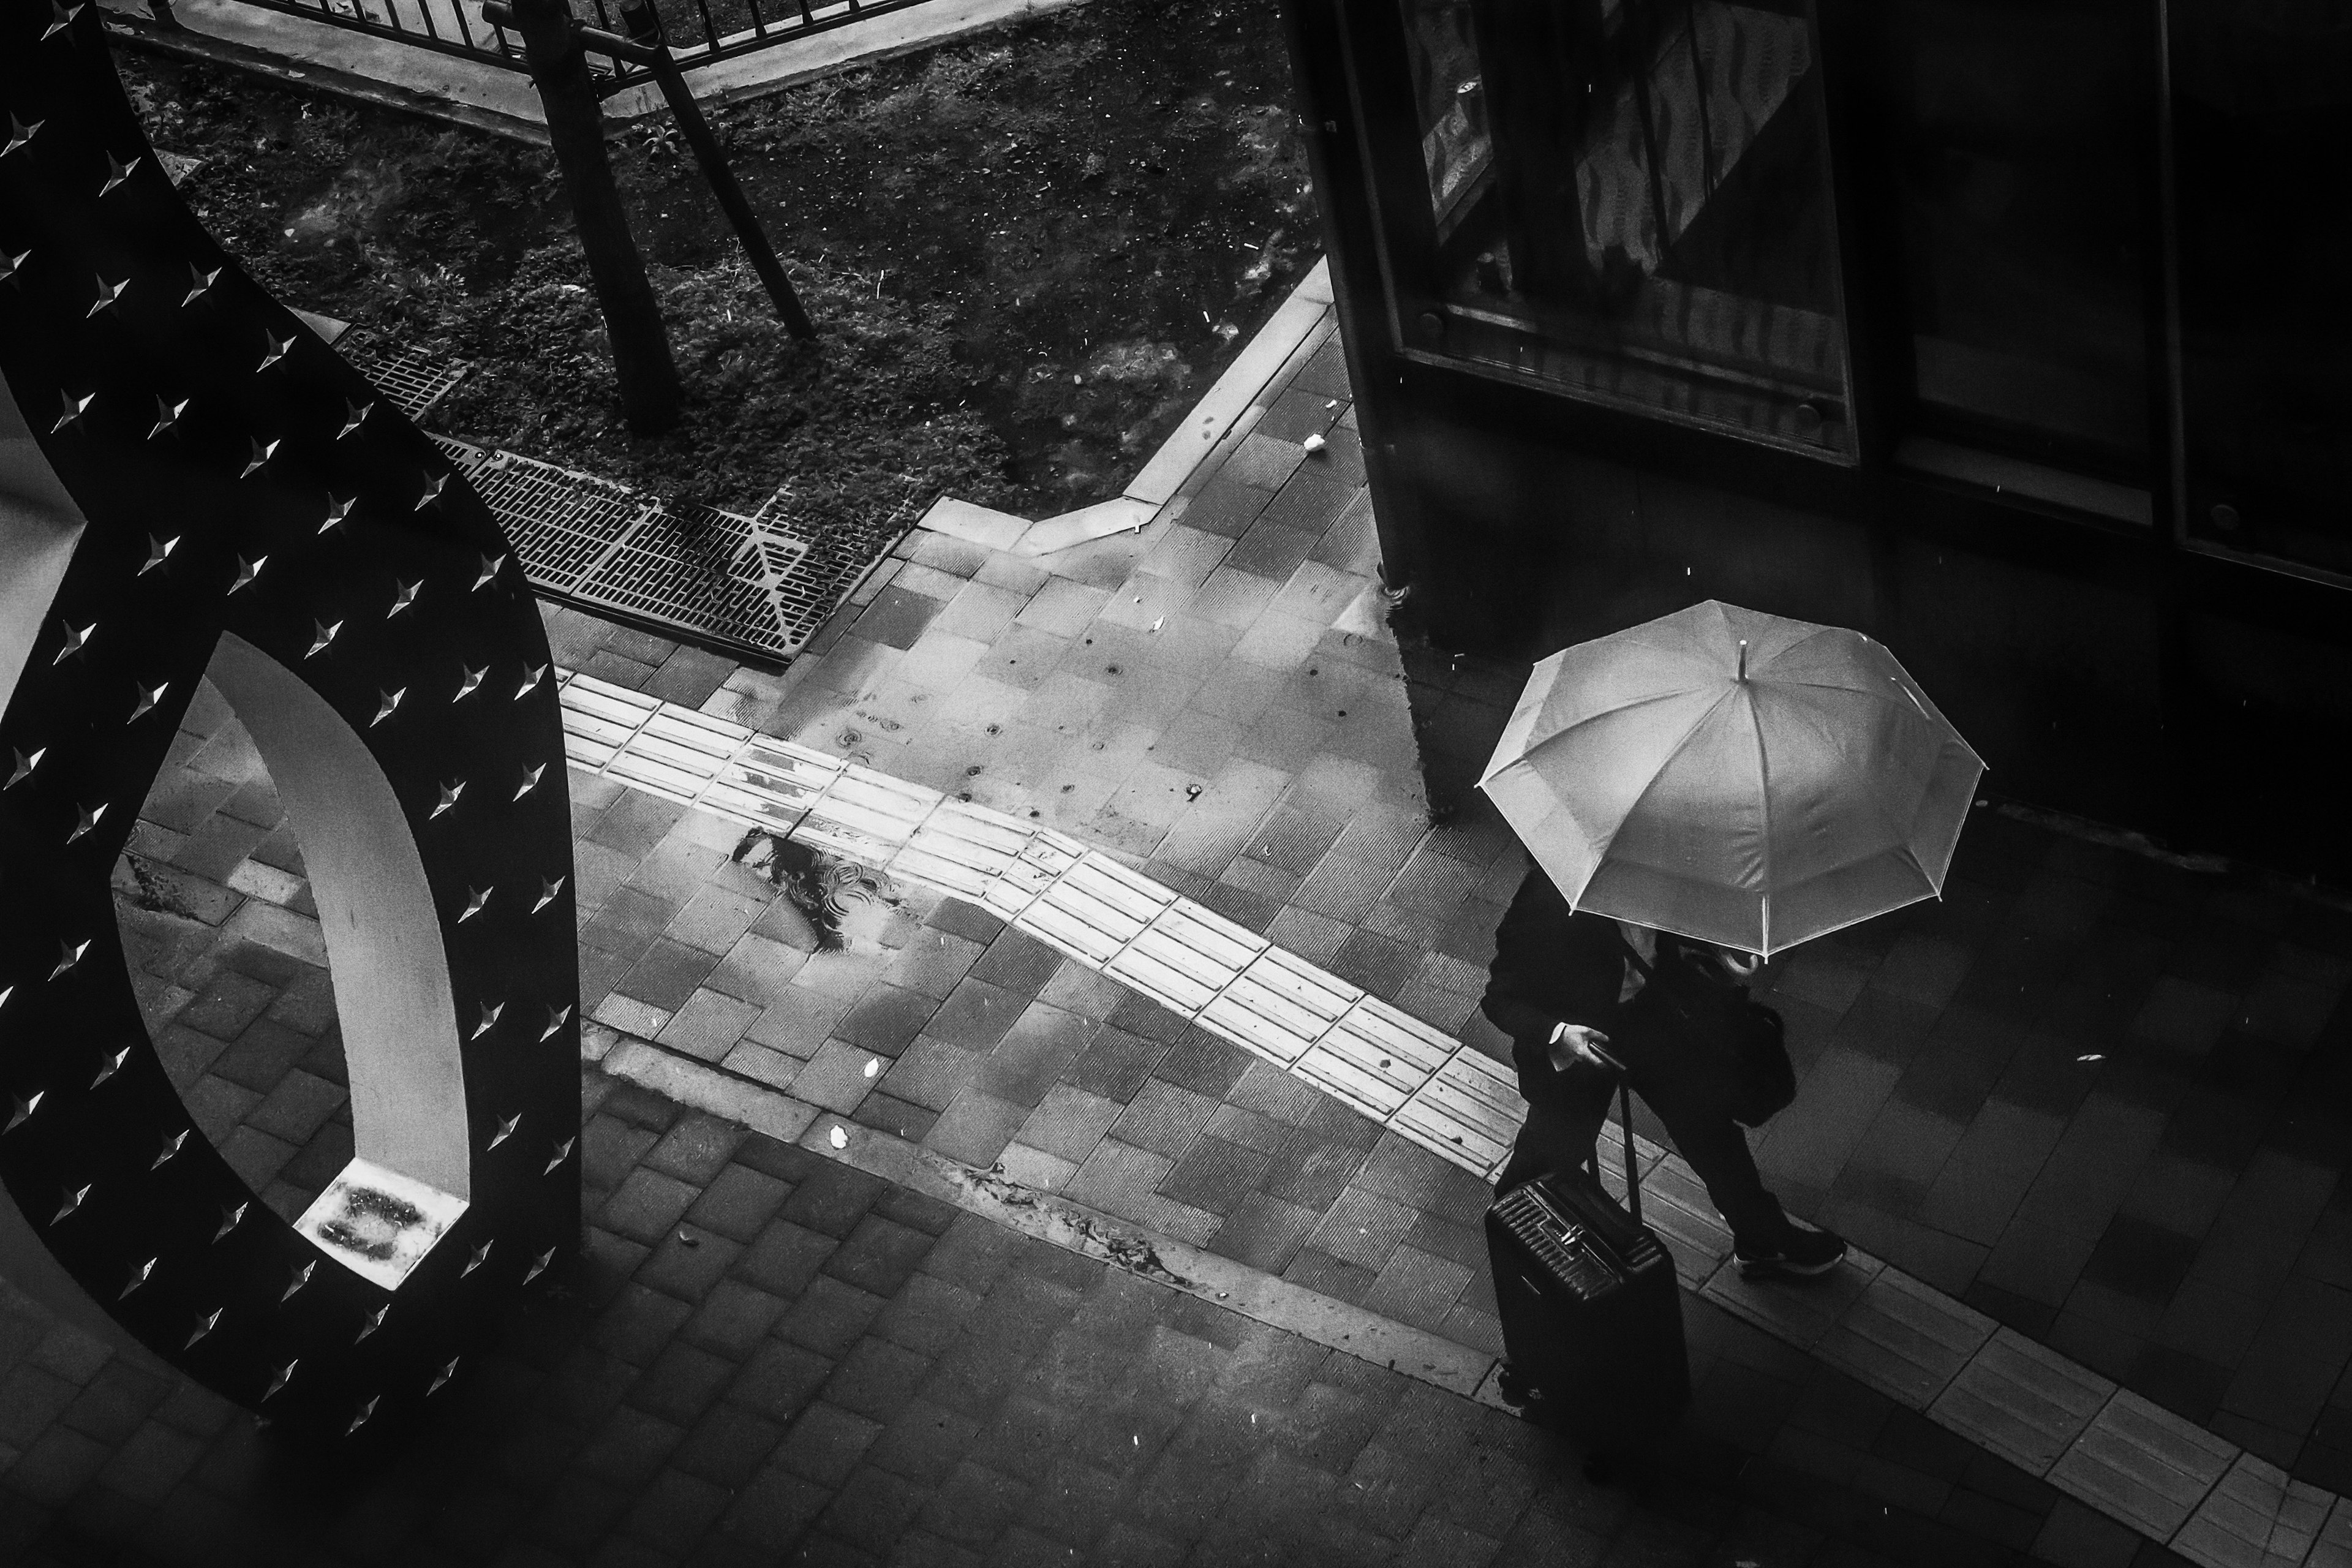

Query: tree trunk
[508,0,682,435]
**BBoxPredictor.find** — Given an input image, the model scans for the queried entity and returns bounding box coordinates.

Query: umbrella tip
[1736,639,1748,682]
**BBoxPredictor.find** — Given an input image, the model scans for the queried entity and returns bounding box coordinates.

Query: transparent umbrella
[1477,600,1985,957]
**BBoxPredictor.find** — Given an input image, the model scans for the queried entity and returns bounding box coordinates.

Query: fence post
[503,0,682,435]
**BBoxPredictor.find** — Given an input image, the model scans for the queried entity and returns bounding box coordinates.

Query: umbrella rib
[1771,692,1949,883]
[1519,684,1721,756]
[1589,687,1748,869]
[1746,682,1774,952]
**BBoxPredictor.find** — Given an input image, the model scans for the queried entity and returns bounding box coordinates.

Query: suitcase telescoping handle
[1585,1041,1643,1229]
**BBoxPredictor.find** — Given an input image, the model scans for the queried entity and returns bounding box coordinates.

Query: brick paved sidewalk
[533,267,2352,1499]
[4,1063,2146,1568]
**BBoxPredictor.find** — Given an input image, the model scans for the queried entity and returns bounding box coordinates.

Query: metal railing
[205,0,936,95]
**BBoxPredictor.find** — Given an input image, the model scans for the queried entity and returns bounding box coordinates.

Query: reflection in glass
[1395,0,1853,456]
[2172,0,2352,574]
[1872,0,2152,471]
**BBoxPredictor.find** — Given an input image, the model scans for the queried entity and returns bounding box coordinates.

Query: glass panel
[1872,0,2153,471]
[1393,0,1854,457]
[2171,1,2352,574]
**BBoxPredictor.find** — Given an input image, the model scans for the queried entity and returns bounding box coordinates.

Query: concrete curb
[591,1026,1502,1406]
[913,257,1340,565]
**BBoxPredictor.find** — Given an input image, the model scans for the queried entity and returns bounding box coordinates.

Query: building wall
[1276,0,2352,883]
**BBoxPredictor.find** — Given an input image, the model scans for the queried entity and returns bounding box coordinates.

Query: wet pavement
[4,255,2350,1568]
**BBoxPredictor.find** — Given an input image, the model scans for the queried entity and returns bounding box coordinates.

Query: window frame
[1336,0,1867,466]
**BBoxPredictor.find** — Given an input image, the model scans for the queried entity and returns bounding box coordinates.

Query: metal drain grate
[429,442,922,665]
[342,334,470,421]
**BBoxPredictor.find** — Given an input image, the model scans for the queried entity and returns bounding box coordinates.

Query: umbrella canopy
[1478,601,1985,957]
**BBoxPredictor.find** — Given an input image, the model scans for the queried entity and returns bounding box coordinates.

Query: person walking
[1482,863,1847,1279]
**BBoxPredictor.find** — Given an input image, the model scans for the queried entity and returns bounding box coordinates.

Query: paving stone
[685,1164,793,1243]
[734,1219,839,1300]
[1062,1025,1168,1103]
[777,1278,890,1360]
[637,1225,744,1304]
[683,1280,790,1361]
[1111,1079,1219,1158]
[977,1003,1098,1109]
[603,1169,704,1247]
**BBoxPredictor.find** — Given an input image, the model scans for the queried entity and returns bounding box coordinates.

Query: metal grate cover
[341,335,470,422]
[429,441,921,664]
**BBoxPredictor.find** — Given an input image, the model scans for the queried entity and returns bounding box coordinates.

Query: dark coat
[1479,867,1637,1116]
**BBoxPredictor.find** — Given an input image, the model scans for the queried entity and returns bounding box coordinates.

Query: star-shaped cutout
[306,620,342,659]
[541,1003,573,1040]
[514,664,547,699]
[99,151,138,196]
[473,553,507,591]
[140,535,178,575]
[488,1112,521,1149]
[320,492,355,533]
[454,665,487,701]
[52,390,93,434]
[51,620,93,663]
[67,802,106,843]
[213,1202,247,1242]
[4,116,42,159]
[129,680,169,720]
[42,3,85,42]
[181,262,221,307]
[459,885,492,922]
[461,1240,494,1277]
[183,1308,222,1349]
[87,273,126,317]
[119,1258,156,1300]
[513,763,545,801]
[336,399,372,439]
[90,1045,130,1088]
[0,248,29,286]
[240,437,279,478]
[524,1246,557,1284]
[6,1092,41,1134]
[50,938,89,979]
[416,472,448,511]
[229,556,265,592]
[545,1137,577,1175]
[264,1360,299,1400]
[281,1261,315,1302]
[356,1305,388,1342]
[347,1396,380,1435]
[6,747,43,788]
[472,998,503,1038]
[372,687,405,726]
[387,579,420,617]
[53,1184,90,1224]
[533,875,567,912]
[257,328,295,371]
[151,1130,187,1169]
[148,396,187,440]
[428,1357,461,1396]
[434,778,466,818]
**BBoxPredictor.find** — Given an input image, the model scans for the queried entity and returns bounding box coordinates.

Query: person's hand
[1717,949,1763,981]
[1546,1022,1612,1071]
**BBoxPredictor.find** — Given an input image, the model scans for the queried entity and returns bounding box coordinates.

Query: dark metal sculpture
[0,0,579,1442]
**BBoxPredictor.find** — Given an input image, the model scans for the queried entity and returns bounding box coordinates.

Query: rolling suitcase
[1486,1077,1690,1458]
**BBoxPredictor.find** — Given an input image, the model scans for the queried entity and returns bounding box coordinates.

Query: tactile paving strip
[552,670,2352,1566]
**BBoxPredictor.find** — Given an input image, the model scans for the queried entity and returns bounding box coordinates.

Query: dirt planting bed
[115,0,1316,560]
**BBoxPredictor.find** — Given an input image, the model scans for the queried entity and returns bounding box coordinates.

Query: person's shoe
[1735,1225,1849,1280]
